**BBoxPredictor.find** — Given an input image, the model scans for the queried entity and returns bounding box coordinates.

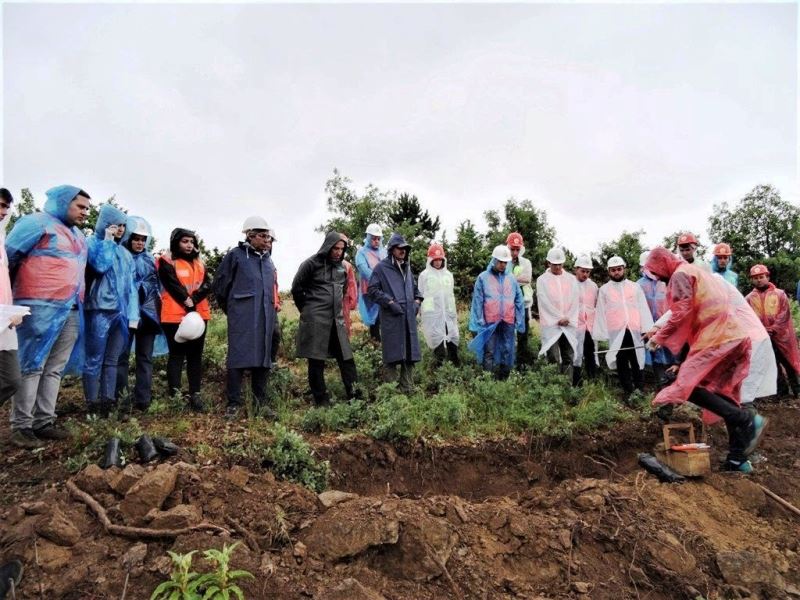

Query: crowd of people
[2,185,798,473]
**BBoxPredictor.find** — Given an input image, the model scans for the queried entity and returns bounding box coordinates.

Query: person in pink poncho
[644,247,766,473]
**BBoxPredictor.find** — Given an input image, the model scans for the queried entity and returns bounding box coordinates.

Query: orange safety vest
[159,254,211,323]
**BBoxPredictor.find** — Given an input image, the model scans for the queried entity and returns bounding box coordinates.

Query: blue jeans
[83,323,127,405]
[116,329,156,408]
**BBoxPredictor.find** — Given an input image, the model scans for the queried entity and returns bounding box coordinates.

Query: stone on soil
[318,578,387,600]
[145,504,202,529]
[716,550,785,589]
[318,490,359,508]
[74,464,115,495]
[305,499,399,561]
[36,506,81,547]
[120,464,177,522]
[111,464,145,495]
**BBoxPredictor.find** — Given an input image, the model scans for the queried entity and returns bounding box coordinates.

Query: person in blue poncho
[355,224,386,341]
[468,245,525,380]
[710,242,738,287]
[6,185,93,448]
[82,204,139,416]
[115,216,167,412]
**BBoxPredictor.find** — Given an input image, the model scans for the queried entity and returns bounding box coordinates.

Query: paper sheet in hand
[0,305,31,331]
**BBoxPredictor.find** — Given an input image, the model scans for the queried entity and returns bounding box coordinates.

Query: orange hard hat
[427,244,445,260]
[506,232,524,248]
[677,232,698,245]
[713,243,732,257]
[749,264,769,277]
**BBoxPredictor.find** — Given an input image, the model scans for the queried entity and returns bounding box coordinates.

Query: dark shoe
[256,404,278,420]
[134,435,159,463]
[722,459,753,474]
[100,438,122,469]
[10,429,44,449]
[188,393,206,413]
[312,393,331,408]
[744,414,768,457]
[224,404,241,420]
[32,424,69,441]
[0,559,24,599]
[153,437,179,457]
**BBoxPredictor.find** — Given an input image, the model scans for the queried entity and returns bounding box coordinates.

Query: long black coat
[367,233,423,364]
[291,232,353,361]
[212,242,277,369]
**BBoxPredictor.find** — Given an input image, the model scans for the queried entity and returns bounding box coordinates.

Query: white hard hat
[267,228,276,241]
[492,245,512,262]
[365,223,382,237]
[128,217,149,237]
[546,247,566,265]
[607,256,626,269]
[175,311,206,343]
[575,255,593,270]
[639,251,650,267]
[242,216,269,233]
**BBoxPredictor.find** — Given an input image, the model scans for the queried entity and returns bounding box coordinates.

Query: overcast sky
[2,2,797,284]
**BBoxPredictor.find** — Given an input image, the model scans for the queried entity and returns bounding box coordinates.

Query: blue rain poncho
[710,256,738,287]
[5,185,95,374]
[355,235,386,326]
[121,216,168,357]
[83,205,139,379]
[637,273,675,366]
[468,259,525,370]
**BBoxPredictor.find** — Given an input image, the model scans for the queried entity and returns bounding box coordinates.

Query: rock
[37,539,72,573]
[318,490,360,508]
[646,536,696,576]
[786,583,800,597]
[225,465,250,489]
[304,500,400,561]
[557,529,572,550]
[318,578,387,600]
[293,541,307,563]
[148,555,173,575]
[21,501,49,515]
[36,507,81,547]
[111,464,146,495]
[571,581,591,594]
[121,543,148,570]
[120,464,178,522]
[145,504,202,530]
[573,493,605,510]
[489,512,508,531]
[6,506,25,524]
[258,554,276,577]
[74,464,114,495]
[716,551,785,589]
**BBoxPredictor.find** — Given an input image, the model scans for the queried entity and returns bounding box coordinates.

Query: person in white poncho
[573,255,599,385]
[536,247,580,381]
[418,243,460,366]
[593,256,653,396]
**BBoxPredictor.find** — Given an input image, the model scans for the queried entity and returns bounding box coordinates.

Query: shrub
[370,390,418,442]
[263,424,330,492]
[300,399,371,434]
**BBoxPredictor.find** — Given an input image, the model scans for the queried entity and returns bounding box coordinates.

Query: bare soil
[1,401,799,600]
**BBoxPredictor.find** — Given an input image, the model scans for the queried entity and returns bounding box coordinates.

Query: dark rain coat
[213,242,278,369]
[291,232,353,361]
[367,233,423,364]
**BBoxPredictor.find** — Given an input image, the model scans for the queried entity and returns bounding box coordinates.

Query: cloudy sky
[2,2,797,283]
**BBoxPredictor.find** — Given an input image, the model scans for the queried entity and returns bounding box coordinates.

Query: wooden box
[654,423,711,477]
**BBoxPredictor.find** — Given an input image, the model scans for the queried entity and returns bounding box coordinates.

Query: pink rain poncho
[592,279,653,370]
[418,256,459,350]
[645,247,751,418]
[745,282,800,375]
[535,269,580,356]
[574,278,598,367]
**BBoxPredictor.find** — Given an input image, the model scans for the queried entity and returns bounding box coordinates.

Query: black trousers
[573,332,598,386]
[772,340,800,394]
[688,387,752,463]
[516,307,532,368]
[616,330,643,394]
[270,325,281,364]
[161,322,206,396]
[369,316,381,342]
[433,341,460,366]
[308,324,357,404]
[226,367,269,407]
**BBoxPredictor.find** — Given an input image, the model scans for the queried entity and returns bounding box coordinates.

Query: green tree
[317,169,395,242]
[447,220,491,300]
[484,198,556,272]
[594,230,647,284]
[7,188,39,230]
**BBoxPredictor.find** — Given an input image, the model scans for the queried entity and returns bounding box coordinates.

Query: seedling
[196,542,254,600]
[150,550,203,600]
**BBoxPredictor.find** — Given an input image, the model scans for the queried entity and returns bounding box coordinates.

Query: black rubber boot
[0,559,24,600]
[153,437,179,457]
[188,393,205,413]
[135,435,159,463]
[100,438,122,469]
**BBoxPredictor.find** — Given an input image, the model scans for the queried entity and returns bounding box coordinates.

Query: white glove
[129,320,139,330]
[104,225,118,241]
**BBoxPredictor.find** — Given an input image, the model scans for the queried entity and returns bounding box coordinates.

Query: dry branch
[758,483,800,518]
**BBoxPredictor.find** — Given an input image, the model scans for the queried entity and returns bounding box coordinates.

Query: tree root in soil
[66,480,230,539]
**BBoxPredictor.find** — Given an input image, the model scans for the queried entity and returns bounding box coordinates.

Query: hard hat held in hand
[607,256,626,269]
[241,216,269,234]
[365,223,382,237]
[575,255,593,270]
[492,245,512,262]
[546,247,566,265]
[175,311,206,343]
[427,243,445,259]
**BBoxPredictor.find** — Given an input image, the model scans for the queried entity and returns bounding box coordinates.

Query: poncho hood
[316,231,348,259]
[93,204,128,241]
[645,247,682,281]
[44,185,89,225]
[169,227,200,260]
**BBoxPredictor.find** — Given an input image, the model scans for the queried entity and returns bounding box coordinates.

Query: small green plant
[196,542,254,600]
[150,550,203,600]
[264,424,330,492]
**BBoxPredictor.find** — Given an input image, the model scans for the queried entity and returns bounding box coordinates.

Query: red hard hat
[427,244,445,260]
[749,264,769,277]
[677,232,698,245]
[506,232,524,248]
[713,242,732,257]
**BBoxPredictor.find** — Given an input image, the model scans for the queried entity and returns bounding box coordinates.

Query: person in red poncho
[643,247,767,473]
[746,264,800,398]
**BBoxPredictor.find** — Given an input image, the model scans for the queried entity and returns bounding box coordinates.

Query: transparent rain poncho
[646,247,751,420]
[5,185,92,374]
[535,268,580,356]
[355,235,386,326]
[468,259,524,369]
[710,255,738,287]
[637,272,674,366]
[592,279,653,370]
[574,278,598,368]
[745,281,800,376]
[418,256,459,350]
